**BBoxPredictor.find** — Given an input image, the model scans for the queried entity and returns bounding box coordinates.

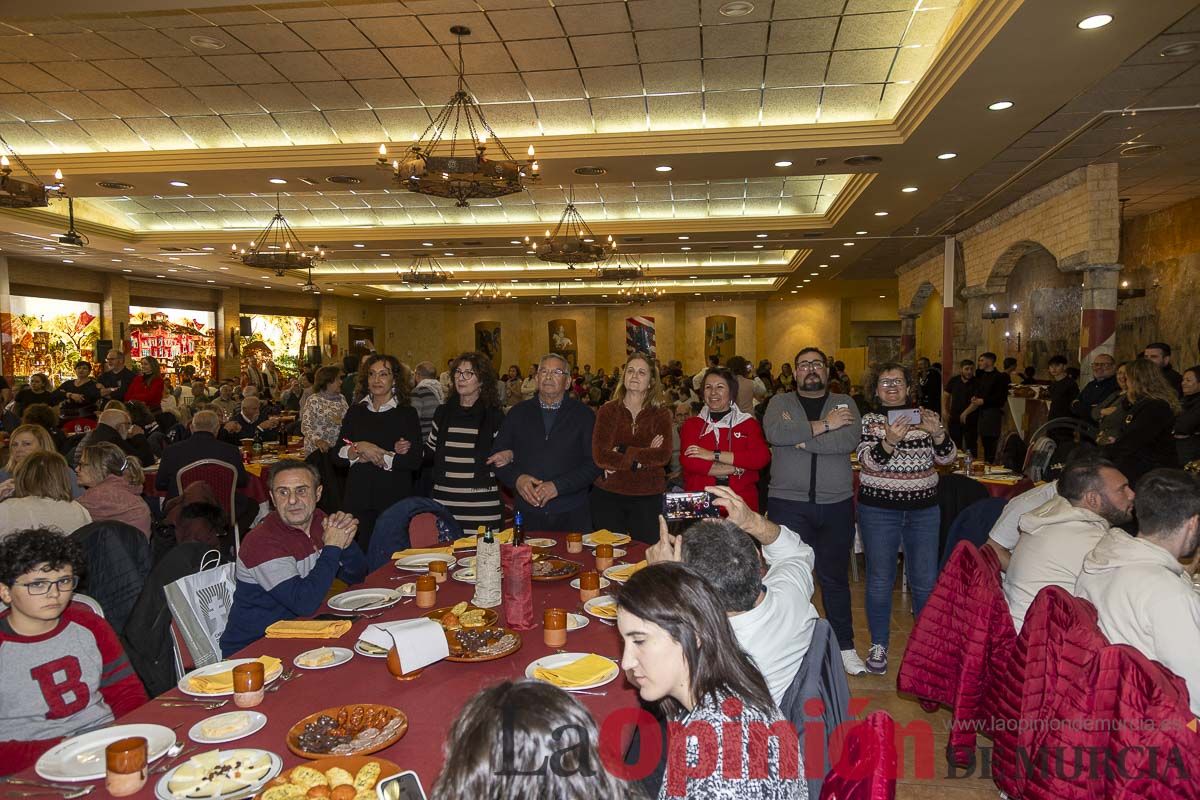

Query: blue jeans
[857,503,940,647]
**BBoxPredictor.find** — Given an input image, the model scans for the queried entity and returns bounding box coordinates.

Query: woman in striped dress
[426,352,505,528]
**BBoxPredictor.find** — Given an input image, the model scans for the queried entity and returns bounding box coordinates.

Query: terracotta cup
[105,737,148,797]
[415,574,437,608]
[232,661,265,708]
[566,533,584,554]
[543,608,568,647]
[595,544,614,571]
[387,644,423,681]
[579,570,601,603]
[428,560,448,584]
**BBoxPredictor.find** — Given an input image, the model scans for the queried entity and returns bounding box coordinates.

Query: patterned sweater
[0,604,147,774]
[856,410,957,510]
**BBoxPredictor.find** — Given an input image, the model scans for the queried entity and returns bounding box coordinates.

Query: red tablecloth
[12,535,644,795]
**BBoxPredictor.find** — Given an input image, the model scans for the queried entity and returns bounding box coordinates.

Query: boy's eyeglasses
[17,576,79,595]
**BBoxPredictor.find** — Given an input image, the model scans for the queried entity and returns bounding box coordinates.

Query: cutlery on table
[2,786,94,798]
[150,744,198,775]
[2,780,85,793]
[569,690,609,696]
[159,700,228,710]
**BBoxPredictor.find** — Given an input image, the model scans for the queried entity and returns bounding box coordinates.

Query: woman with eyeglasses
[855,362,956,675]
[591,353,673,543]
[75,442,151,539]
[679,367,770,511]
[336,354,422,546]
[426,353,505,529]
[0,451,92,540]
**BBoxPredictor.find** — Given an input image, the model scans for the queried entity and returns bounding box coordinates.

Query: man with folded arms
[220,460,366,656]
[1002,457,1134,630]
[647,484,819,703]
[0,528,146,773]
[1075,470,1200,715]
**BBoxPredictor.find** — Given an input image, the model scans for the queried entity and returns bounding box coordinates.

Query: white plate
[526,537,556,548]
[458,556,477,569]
[178,659,283,698]
[525,652,620,691]
[36,724,176,782]
[153,749,282,800]
[451,568,477,584]
[188,711,268,745]
[583,533,632,548]
[328,587,402,612]
[583,596,618,620]
[394,580,440,597]
[354,639,390,658]
[292,646,354,670]
[394,553,458,571]
[570,576,611,590]
[566,613,589,631]
[604,563,645,584]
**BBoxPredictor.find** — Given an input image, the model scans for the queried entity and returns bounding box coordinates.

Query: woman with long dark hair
[426,352,505,529]
[1101,358,1181,483]
[432,679,643,800]
[591,353,672,543]
[336,354,422,545]
[124,356,165,412]
[1174,366,1200,465]
[617,562,805,799]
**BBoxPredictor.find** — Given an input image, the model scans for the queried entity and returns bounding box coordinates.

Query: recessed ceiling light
[260,275,270,279]
[790,290,798,294]
[155,274,165,278]
[421,241,434,247]
[353,293,360,297]
[121,268,132,273]
[444,252,454,256]
[206,279,215,283]
[937,152,957,160]
[901,186,918,193]
[123,247,135,252]
[874,211,889,216]
[988,100,1014,111]
[843,242,854,246]
[774,160,793,168]
[111,259,122,263]
[743,274,751,278]
[689,275,697,279]
[510,239,522,244]
[201,246,214,251]
[97,181,135,191]
[654,165,673,172]
[167,268,178,272]
[169,180,189,187]
[756,233,768,238]
[62,259,73,263]
[574,277,583,281]
[219,266,229,270]
[718,0,754,16]
[582,238,594,243]
[1077,14,1113,30]
[819,263,828,268]
[694,292,701,296]
[856,231,868,235]
[678,236,689,240]
[268,178,287,185]
[1160,41,1199,57]
[189,34,227,49]
[879,294,887,298]
[753,244,764,249]
[380,252,390,257]
[353,243,365,248]
[680,246,691,250]
[810,272,818,276]
[830,254,840,258]
[803,279,811,283]
[263,285,271,289]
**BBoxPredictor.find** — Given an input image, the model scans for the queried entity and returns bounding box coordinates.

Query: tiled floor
[827,559,1002,800]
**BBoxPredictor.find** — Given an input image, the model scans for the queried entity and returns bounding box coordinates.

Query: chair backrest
[177,459,239,552]
[408,512,440,548]
[779,619,849,800]
[819,711,897,800]
[61,417,97,435]
[69,520,152,637]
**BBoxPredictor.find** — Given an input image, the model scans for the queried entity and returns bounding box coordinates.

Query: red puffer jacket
[818,711,897,800]
[896,541,1015,766]
[1093,644,1200,799]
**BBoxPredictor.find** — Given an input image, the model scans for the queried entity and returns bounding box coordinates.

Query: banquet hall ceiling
[0,0,1195,301]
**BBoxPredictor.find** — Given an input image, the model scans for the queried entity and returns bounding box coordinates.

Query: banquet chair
[779,619,850,800]
[177,459,240,553]
[408,513,439,548]
[818,711,897,800]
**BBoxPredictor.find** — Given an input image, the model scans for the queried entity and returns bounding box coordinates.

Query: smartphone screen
[377,772,427,800]
[663,492,719,522]
[887,408,922,426]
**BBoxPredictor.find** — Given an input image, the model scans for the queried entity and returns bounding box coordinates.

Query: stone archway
[984,239,1059,295]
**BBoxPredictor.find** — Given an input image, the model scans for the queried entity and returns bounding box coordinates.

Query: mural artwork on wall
[626,316,655,357]
[474,321,502,367]
[705,315,735,362]
[866,336,902,369]
[239,313,316,376]
[129,306,216,380]
[548,319,578,367]
[3,297,101,384]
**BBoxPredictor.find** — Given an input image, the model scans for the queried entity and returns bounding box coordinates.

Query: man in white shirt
[647,484,818,703]
[1075,470,1200,716]
[984,479,1059,571]
[1002,457,1134,630]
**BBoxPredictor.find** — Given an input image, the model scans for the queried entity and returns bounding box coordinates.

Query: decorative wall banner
[626,316,655,356]
[474,321,502,367]
[4,296,101,383]
[129,306,216,379]
[548,319,578,367]
[704,315,736,363]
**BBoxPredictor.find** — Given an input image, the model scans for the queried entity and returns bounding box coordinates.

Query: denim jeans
[857,503,941,647]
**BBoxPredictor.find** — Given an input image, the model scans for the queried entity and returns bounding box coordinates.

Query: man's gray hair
[242,386,259,398]
[191,409,220,433]
[268,459,320,489]
[538,353,569,371]
[414,361,437,379]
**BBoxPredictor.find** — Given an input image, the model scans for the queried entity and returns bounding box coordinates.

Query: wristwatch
[714,449,722,462]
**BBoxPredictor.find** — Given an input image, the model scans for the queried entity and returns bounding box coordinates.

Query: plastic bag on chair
[163,550,234,669]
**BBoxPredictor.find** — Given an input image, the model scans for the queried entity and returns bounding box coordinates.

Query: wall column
[942,236,956,387]
[1077,263,1121,382]
[216,288,240,381]
[102,275,130,352]
[0,256,10,376]
[899,310,918,368]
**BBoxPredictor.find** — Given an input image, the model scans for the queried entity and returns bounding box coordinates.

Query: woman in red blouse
[124,356,165,412]
[678,367,770,510]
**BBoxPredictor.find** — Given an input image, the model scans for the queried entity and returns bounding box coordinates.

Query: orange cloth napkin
[264,619,352,639]
[392,547,454,560]
[534,654,617,687]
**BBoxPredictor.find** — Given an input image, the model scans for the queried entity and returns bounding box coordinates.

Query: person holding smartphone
[856,362,957,675]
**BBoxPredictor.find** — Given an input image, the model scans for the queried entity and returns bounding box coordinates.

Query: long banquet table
[12,535,645,796]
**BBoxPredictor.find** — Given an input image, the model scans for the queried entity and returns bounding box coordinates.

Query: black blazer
[78,423,157,469]
[156,431,249,498]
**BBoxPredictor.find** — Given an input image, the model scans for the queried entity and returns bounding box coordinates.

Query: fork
[2,779,86,793]
[150,745,199,775]
[159,700,228,710]
[2,787,94,799]
[266,668,300,692]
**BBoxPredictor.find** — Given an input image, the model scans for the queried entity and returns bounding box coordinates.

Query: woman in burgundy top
[124,356,165,412]
[590,353,672,543]
[679,367,770,511]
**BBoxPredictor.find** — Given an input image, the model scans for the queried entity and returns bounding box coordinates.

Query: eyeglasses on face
[878,378,905,388]
[367,369,393,379]
[17,576,79,595]
[538,368,568,378]
[795,361,826,371]
[453,369,477,379]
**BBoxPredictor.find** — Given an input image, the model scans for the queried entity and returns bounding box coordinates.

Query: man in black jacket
[220,396,280,444]
[1072,352,1118,424]
[971,352,1011,462]
[157,410,249,499]
[490,353,601,532]
[1145,342,1183,396]
[98,350,136,403]
[73,409,157,468]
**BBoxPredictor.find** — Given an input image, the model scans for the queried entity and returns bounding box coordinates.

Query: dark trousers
[949,419,978,457]
[520,503,592,534]
[590,487,662,544]
[766,496,856,650]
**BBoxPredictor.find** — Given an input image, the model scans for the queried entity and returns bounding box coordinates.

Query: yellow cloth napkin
[590,601,617,619]
[186,656,282,694]
[534,654,616,688]
[244,462,265,477]
[392,547,454,560]
[264,620,352,639]
[588,530,631,545]
[452,530,512,550]
[606,561,648,581]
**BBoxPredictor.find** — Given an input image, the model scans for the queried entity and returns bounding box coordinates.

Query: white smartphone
[887,408,922,426]
[835,403,849,411]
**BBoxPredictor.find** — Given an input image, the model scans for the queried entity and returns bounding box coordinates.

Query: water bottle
[963,451,973,476]
[513,510,525,547]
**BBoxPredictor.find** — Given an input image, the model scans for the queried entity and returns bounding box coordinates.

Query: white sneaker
[841,649,867,675]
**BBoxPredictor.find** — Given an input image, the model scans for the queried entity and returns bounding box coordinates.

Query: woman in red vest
[124,356,165,412]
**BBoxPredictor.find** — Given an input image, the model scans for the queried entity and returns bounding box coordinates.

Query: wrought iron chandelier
[400,254,454,288]
[531,199,613,266]
[463,281,512,302]
[0,132,64,208]
[378,25,538,207]
[618,278,666,304]
[231,195,323,275]
[594,251,645,284]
